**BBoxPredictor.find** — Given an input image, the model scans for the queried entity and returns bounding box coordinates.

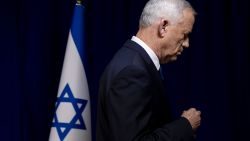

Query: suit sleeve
[106,66,194,141]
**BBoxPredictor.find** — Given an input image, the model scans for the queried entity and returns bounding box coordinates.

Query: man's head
[137,0,196,64]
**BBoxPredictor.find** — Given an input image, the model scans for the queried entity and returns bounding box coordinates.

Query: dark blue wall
[0,0,249,141]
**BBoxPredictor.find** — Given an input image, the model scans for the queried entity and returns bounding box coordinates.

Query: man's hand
[181,108,201,131]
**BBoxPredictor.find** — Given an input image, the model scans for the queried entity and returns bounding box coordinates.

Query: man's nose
[182,38,189,48]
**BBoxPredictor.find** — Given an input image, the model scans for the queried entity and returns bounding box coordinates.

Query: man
[96,0,201,141]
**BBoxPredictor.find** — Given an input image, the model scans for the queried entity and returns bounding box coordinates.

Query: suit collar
[123,40,163,80]
[131,36,160,70]
[123,40,155,67]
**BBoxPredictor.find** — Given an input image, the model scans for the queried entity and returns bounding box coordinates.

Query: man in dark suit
[96,0,201,141]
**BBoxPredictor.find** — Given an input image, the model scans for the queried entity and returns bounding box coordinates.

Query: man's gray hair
[139,0,195,27]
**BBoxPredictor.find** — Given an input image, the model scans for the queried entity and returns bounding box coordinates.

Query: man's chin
[161,56,177,64]
[169,56,178,62]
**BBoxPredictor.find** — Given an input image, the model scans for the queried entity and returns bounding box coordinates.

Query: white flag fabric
[49,3,91,141]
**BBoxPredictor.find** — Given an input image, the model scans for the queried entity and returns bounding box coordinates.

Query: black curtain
[0,0,249,141]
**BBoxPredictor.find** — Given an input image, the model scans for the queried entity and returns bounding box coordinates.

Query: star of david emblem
[52,83,88,140]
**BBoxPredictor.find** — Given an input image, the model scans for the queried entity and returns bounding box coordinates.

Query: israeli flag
[49,3,91,141]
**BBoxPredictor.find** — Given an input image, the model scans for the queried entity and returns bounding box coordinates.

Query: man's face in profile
[159,8,195,64]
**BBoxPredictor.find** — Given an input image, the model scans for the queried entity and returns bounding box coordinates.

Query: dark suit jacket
[96,40,194,141]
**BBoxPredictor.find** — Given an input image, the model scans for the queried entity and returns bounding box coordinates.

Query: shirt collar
[131,36,160,70]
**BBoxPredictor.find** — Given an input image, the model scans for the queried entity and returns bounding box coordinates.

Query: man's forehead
[180,9,195,32]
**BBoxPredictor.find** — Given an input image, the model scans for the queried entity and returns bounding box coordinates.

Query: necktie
[158,67,164,80]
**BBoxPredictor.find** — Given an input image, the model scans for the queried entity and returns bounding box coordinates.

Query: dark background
[0,0,249,141]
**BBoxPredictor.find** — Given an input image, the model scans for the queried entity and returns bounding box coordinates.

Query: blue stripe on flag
[71,4,86,64]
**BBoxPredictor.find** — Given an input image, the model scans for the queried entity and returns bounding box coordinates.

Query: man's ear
[158,19,169,37]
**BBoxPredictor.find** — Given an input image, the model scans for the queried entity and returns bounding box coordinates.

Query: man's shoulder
[109,46,147,72]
